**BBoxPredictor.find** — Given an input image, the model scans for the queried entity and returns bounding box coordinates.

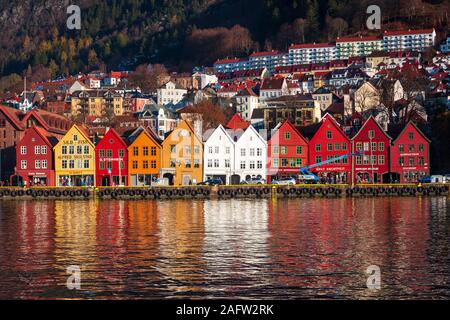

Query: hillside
[0,0,449,91]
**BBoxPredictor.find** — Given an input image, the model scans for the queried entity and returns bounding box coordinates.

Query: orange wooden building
[161,120,203,186]
[126,126,162,186]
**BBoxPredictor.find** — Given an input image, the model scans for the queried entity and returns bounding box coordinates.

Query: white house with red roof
[234,87,260,121]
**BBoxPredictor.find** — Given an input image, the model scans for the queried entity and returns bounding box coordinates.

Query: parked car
[445,175,450,184]
[241,178,266,185]
[419,175,444,184]
[198,178,224,186]
[272,177,296,185]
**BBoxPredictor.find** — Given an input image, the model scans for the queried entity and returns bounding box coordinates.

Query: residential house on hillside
[157,81,188,106]
[234,87,259,121]
[259,78,289,104]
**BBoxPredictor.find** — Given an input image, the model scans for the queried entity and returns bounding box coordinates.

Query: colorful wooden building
[351,116,391,184]
[390,122,430,183]
[308,114,352,184]
[161,120,203,186]
[95,128,128,187]
[14,126,58,186]
[267,120,308,183]
[53,124,96,187]
[127,126,162,186]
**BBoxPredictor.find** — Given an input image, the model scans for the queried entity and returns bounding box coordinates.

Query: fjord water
[0,197,449,299]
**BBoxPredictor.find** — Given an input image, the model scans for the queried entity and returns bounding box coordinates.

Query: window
[62,160,67,169]
[363,142,369,151]
[315,156,322,163]
[250,161,255,169]
[118,149,124,158]
[418,156,424,166]
[194,159,200,168]
[42,160,47,169]
[41,146,47,154]
[408,132,414,140]
[342,143,347,151]
[69,160,75,169]
[20,146,27,155]
[225,159,230,168]
[315,144,321,152]
[408,145,415,152]
[409,157,414,166]
[296,146,302,154]
[185,160,191,168]
[363,155,369,165]
[214,159,219,168]
[327,143,332,151]
[151,147,157,156]
[356,156,362,165]
[143,147,149,156]
[368,130,375,139]
[215,146,219,154]
[99,161,105,169]
[371,155,377,165]
[285,132,291,140]
[334,143,340,151]
[77,145,82,154]
[257,161,262,169]
[250,148,255,156]
[281,146,287,155]
[73,135,78,141]
[225,147,230,154]
[69,146,74,155]
[170,145,176,153]
[185,146,191,155]
[326,131,332,139]
[399,157,404,166]
[418,144,424,152]
[35,160,41,169]
[399,144,404,152]
[132,161,138,169]
[35,146,40,154]
[240,161,246,169]
[84,145,89,154]
[151,160,156,169]
[241,149,246,157]
[295,158,302,167]
[77,160,82,169]
[106,149,113,157]
[378,142,384,151]
[21,160,27,169]
[133,147,138,156]
[273,146,279,154]
[170,159,176,168]
[378,155,385,165]
[371,142,377,151]
[194,146,200,155]
[143,161,149,169]
[84,160,89,169]
[273,158,279,168]
[207,159,213,168]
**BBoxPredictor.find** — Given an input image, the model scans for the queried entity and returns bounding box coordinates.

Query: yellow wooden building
[54,124,96,187]
[161,120,203,186]
[71,90,124,117]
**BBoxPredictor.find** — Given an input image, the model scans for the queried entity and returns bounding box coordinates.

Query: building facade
[351,117,391,184]
[95,128,128,187]
[14,126,57,186]
[161,120,203,186]
[390,122,430,183]
[267,120,309,183]
[127,127,162,186]
[54,125,96,186]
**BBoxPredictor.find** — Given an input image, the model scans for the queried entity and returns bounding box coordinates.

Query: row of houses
[214,29,437,73]
[10,112,430,187]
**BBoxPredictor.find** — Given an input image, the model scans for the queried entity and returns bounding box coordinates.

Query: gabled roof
[261,78,286,90]
[384,29,435,36]
[226,114,250,130]
[23,126,59,147]
[390,121,431,144]
[126,126,162,147]
[98,127,128,148]
[351,116,392,141]
[0,105,24,130]
[269,120,308,144]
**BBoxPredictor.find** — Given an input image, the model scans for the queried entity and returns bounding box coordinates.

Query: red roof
[226,114,250,130]
[250,50,285,57]
[290,43,334,50]
[214,58,246,65]
[384,29,434,36]
[337,36,381,43]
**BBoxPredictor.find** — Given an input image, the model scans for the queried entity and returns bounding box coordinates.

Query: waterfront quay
[0,184,448,200]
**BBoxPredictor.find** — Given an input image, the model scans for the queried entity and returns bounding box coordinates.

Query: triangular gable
[351,116,392,141]
[205,124,235,145]
[392,121,431,144]
[127,126,161,148]
[269,120,308,145]
[21,110,50,131]
[315,114,350,142]
[0,105,24,130]
[237,124,267,145]
[226,113,250,130]
[66,124,95,148]
[25,126,54,147]
[166,119,203,146]
[99,128,128,148]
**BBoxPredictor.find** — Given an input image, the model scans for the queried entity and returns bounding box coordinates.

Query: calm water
[0,197,449,300]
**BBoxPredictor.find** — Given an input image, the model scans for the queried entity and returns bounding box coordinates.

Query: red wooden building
[351,116,391,184]
[14,126,58,186]
[267,120,308,183]
[390,122,430,183]
[308,114,352,184]
[95,128,128,186]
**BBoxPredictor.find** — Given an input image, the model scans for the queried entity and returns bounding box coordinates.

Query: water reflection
[0,197,449,299]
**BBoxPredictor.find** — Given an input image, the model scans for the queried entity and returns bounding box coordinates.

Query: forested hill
[0,0,449,89]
